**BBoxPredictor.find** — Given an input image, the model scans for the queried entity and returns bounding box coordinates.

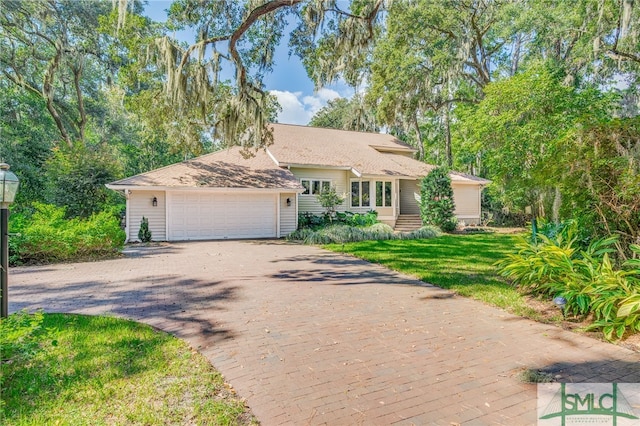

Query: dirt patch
[521,295,640,353]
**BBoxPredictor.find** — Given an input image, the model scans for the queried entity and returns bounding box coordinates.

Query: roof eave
[106,184,304,193]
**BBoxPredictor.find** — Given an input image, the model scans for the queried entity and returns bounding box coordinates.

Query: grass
[1,313,257,426]
[326,233,545,319]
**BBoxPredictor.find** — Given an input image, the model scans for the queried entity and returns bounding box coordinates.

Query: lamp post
[1,163,20,318]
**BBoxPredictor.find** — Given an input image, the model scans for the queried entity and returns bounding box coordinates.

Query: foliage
[309,95,379,132]
[1,313,257,425]
[497,226,640,341]
[0,85,57,207]
[337,211,379,227]
[368,0,505,162]
[0,0,118,146]
[288,224,440,245]
[8,203,126,265]
[298,210,378,230]
[316,186,344,221]
[138,216,152,243]
[44,143,123,219]
[559,117,640,259]
[420,167,457,232]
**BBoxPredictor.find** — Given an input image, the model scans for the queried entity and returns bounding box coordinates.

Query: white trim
[276,193,280,238]
[108,185,304,194]
[165,191,170,241]
[277,163,353,171]
[125,191,131,242]
[265,148,280,166]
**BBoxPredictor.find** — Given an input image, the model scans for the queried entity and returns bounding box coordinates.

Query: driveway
[9,240,639,425]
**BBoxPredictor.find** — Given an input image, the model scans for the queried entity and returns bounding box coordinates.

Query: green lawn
[1,313,256,426]
[326,232,544,319]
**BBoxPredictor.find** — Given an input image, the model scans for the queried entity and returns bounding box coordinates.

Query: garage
[168,191,277,241]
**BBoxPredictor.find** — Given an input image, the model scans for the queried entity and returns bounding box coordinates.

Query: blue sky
[144,1,352,125]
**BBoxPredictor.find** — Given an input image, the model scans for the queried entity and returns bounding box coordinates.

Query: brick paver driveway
[10,240,639,425]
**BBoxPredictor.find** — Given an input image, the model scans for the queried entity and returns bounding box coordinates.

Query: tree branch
[43,43,72,147]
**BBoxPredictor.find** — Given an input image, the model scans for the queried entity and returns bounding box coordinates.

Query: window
[301,179,331,196]
[376,181,392,207]
[351,180,370,207]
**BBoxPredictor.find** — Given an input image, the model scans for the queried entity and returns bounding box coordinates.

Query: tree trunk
[443,104,453,167]
[43,46,72,147]
[412,115,425,161]
[72,61,87,144]
[511,33,522,76]
[552,186,562,223]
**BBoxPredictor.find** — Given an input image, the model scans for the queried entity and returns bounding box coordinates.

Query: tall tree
[143,0,386,149]
[0,0,120,146]
[368,0,510,164]
[309,95,378,132]
[462,64,614,226]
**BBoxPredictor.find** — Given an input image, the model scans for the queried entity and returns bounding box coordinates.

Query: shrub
[138,216,152,242]
[287,224,440,244]
[8,203,126,265]
[420,167,457,232]
[316,186,344,221]
[496,226,640,341]
[402,226,441,240]
[298,210,379,230]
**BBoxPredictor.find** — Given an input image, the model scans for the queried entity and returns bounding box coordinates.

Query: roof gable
[108,146,302,190]
[108,124,489,189]
[266,124,488,184]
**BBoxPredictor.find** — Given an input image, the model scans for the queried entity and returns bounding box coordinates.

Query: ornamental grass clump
[287,224,440,244]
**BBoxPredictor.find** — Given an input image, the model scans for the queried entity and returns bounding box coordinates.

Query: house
[106,123,489,241]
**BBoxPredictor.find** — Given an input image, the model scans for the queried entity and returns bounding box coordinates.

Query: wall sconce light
[286,197,291,207]
[152,196,158,207]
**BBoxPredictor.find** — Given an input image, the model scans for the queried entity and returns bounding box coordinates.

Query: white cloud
[270,88,342,125]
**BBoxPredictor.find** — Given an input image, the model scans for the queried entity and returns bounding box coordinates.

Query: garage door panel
[168,192,276,241]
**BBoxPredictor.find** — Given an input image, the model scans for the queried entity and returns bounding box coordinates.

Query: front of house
[107,124,489,242]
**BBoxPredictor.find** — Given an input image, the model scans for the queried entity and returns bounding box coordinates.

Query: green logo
[539,383,639,425]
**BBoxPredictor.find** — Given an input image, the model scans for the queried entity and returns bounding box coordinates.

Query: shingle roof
[108,146,302,190]
[108,124,489,189]
[267,124,489,184]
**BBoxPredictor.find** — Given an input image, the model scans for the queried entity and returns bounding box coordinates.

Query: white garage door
[168,192,276,240]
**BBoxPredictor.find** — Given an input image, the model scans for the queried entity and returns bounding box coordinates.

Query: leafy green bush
[337,210,378,227]
[496,225,640,341]
[298,210,379,230]
[9,203,126,265]
[44,143,122,218]
[420,167,457,232]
